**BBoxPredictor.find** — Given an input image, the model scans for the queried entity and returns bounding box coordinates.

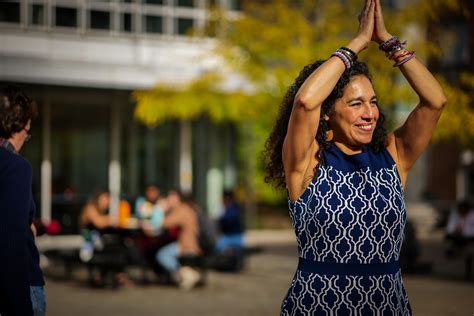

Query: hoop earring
[325,129,333,142]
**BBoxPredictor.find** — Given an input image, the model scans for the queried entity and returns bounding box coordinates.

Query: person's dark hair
[223,190,235,199]
[264,60,387,189]
[89,190,109,206]
[457,200,471,213]
[0,85,38,138]
[167,188,184,200]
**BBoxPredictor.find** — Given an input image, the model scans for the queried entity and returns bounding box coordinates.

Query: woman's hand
[351,0,376,53]
[372,0,392,44]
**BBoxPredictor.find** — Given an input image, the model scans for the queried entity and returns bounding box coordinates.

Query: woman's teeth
[357,125,372,131]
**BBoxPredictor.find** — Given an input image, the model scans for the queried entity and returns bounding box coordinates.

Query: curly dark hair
[0,85,37,139]
[264,60,387,189]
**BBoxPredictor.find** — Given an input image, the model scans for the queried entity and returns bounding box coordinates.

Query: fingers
[360,0,375,18]
[368,0,375,15]
[375,0,383,16]
[359,0,370,21]
[362,0,371,15]
[359,0,369,18]
[364,0,370,13]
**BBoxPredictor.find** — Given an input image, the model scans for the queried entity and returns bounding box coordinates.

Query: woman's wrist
[376,32,393,45]
[347,37,368,55]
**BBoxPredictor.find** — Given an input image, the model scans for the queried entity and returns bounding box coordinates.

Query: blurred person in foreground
[0,86,45,315]
[264,0,447,314]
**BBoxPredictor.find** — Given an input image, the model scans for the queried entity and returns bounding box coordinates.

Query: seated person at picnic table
[141,189,202,290]
[216,190,245,252]
[446,200,474,257]
[80,191,115,230]
[79,191,133,287]
[135,184,165,233]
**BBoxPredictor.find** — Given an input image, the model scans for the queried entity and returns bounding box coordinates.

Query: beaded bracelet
[331,51,351,70]
[379,36,399,51]
[339,47,358,61]
[393,51,415,67]
[379,36,414,67]
[337,49,355,64]
[380,36,407,57]
[392,49,413,62]
[386,45,403,59]
[331,47,358,70]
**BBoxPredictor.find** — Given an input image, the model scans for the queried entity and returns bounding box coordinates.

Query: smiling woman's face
[328,75,379,150]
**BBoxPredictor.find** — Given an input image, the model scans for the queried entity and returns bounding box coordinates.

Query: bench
[445,235,474,280]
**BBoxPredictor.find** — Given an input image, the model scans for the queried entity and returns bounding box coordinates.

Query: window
[1,0,214,37]
[31,4,44,25]
[144,15,163,33]
[468,168,474,199]
[177,17,193,35]
[55,7,78,27]
[228,0,243,11]
[122,13,133,32]
[177,0,194,8]
[50,102,110,234]
[144,0,164,4]
[128,121,180,196]
[0,2,20,23]
[90,10,111,30]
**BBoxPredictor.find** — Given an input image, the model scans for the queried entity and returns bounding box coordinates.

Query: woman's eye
[350,103,361,107]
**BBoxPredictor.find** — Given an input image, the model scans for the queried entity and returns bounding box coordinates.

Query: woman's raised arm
[283,0,375,198]
[372,0,447,181]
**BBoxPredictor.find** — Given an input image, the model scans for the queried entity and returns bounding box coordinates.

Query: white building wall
[0,31,220,89]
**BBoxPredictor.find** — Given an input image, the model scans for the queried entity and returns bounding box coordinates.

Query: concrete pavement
[41,230,474,316]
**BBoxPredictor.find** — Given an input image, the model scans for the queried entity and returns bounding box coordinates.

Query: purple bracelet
[331,51,351,70]
[393,53,415,67]
[379,36,399,51]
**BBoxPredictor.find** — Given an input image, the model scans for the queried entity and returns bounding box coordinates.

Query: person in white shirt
[447,200,474,238]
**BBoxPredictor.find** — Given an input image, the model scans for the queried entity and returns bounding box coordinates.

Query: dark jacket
[0,147,33,315]
[27,197,45,286]
[218,202,244,235]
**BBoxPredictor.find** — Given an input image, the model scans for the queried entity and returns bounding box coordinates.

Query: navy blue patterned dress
[281,143,412,316]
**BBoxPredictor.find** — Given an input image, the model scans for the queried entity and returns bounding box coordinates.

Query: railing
[0,0,242,39]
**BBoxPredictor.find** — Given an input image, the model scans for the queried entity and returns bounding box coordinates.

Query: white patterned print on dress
[282,145,412,316]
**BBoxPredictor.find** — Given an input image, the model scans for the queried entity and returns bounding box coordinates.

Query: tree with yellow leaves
[134,0,473,206]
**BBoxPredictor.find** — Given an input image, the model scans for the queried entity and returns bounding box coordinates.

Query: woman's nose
[362,104,375,119]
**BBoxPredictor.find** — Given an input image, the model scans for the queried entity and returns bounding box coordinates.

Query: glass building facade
[0,0,243,233]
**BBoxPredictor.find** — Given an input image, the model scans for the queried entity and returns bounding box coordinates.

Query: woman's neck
[333,141,364,155]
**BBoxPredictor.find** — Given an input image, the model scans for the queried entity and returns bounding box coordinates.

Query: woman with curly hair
[264,0,447,314]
